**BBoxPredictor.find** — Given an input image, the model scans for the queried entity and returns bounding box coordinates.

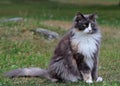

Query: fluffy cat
[5,12,103,83]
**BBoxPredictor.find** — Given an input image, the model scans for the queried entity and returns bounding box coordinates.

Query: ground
[0,0,120,86]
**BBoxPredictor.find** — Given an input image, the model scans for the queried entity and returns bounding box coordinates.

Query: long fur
[5,68,47,77]
[71,28,101,70]
[5,12,102,83]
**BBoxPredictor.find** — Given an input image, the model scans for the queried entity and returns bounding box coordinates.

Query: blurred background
[0,0,120,86]
[0,0,120,25]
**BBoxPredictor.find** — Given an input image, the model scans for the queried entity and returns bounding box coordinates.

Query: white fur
[86,79,93,84]
[96,77,103,82]
[71,28,101,70]
[84,23,92,33]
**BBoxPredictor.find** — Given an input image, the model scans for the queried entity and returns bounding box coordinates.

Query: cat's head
[73,12,98,34]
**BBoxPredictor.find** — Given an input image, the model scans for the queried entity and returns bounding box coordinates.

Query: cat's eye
[82,24,87,27]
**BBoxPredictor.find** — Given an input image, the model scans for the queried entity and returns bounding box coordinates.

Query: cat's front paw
[96,76,103,82]
[86,79,93,84]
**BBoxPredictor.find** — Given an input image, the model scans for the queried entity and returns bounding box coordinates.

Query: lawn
[0,0,120,86]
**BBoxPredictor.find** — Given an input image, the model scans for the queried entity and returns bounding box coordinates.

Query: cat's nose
[89,30,92,33]
[88,30,93,34]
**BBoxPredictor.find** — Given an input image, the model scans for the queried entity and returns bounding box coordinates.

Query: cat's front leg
[81,70,103,83]
[92,67,103,82]
[81,70,93,83]
[91,63,98,81]
[92,57,103,82]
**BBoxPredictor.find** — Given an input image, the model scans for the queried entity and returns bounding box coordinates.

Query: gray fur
[5,12,102,83]
[5,68,49,78]
[48,58,80,82]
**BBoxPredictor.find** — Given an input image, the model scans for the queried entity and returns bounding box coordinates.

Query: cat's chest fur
[71,30,101,69]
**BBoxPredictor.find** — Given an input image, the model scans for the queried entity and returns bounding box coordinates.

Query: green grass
[0,0,120,86]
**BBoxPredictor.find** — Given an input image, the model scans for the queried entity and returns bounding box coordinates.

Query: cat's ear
[76,12,85,19]
[74,12,85,22]
[89,13,98,21]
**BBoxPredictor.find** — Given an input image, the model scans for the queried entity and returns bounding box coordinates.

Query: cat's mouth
[86,30,95,34]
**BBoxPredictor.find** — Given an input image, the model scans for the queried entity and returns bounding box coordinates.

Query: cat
[5,12,103,83]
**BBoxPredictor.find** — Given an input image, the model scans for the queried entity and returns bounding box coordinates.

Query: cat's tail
[5,67,51,79]
[5,67,58,82]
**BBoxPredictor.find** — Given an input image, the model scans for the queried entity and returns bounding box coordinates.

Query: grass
[0,0,120,86]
